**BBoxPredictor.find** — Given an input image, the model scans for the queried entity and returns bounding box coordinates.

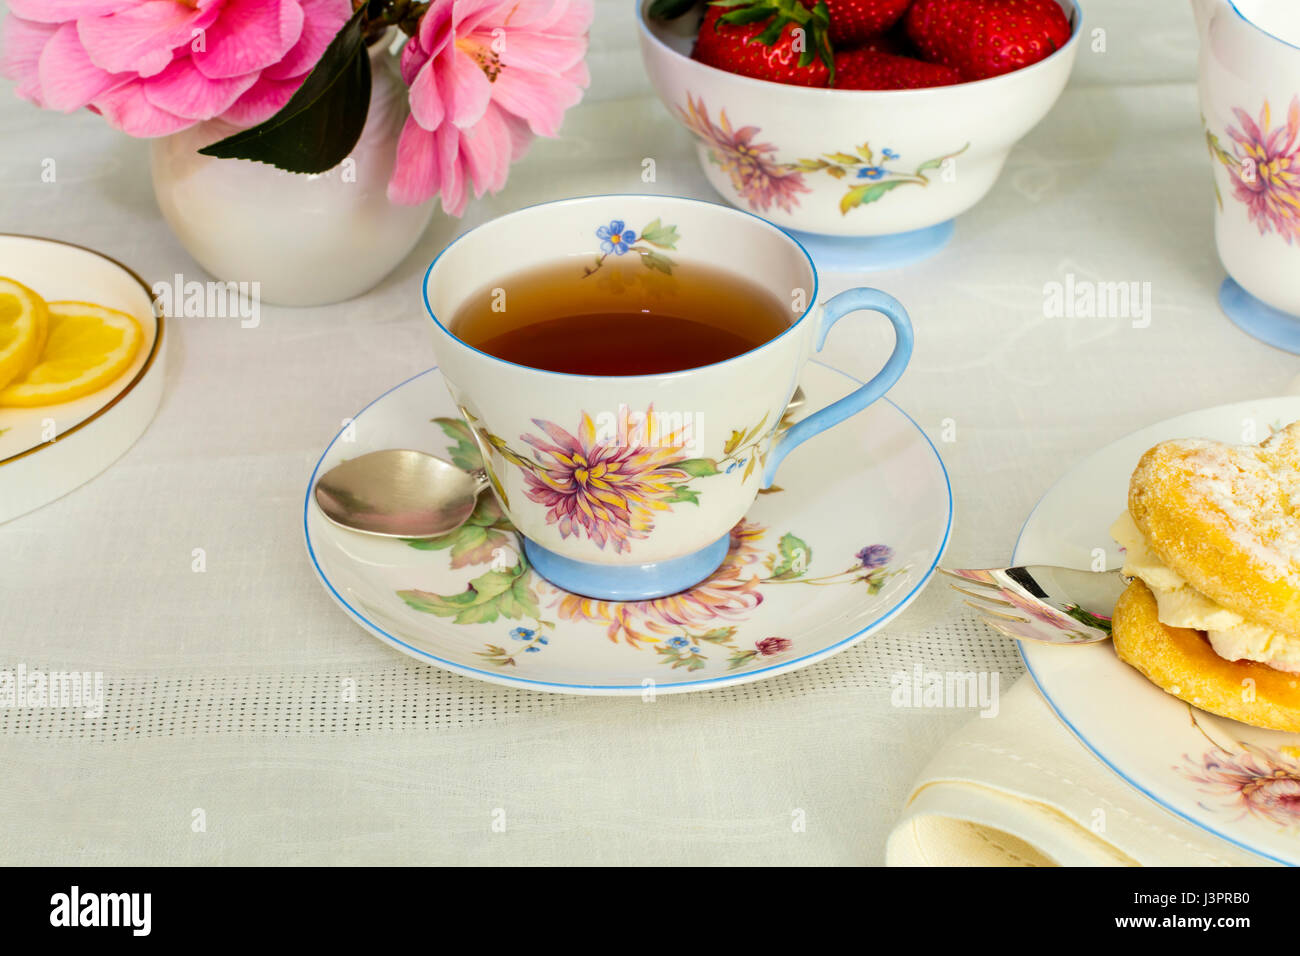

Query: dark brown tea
[449,258,792,375]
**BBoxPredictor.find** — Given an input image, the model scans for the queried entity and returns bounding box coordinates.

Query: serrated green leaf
[198,5,370,173]
[664,486,701,505]
[639,218,680,249]
[640,250,675,274]
[767,531,811,579]
[839,179,907,215]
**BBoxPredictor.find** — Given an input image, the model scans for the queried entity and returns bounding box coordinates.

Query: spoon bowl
[314,449,489,539]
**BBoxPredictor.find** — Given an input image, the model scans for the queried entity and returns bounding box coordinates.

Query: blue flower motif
[667,637,689,649]
[857,166,886,180]
[725,459,745,474]
[537,636,549,646]
[509,626,536,641]
[525,645,541,653]
[856,544,894,569]
[881,148,899,160]
[597,219,637,255]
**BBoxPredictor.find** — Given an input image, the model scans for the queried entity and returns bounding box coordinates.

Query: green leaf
[826,166,846,179]
[397,562,534,625]
[648,0,700,18]
[839,179,908,215]
[433,416,484,473]
[826,152,860,165]
[675,457,722,477]
[639,218,680,249]
[640,250,675,274]
[767,531,811,579]
[727,649,759,670]
[914,143,969,174]
[199,5,371,174]
[856,143,874,163]
[664,486,701,505]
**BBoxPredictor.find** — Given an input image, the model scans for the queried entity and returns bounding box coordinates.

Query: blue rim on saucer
[1219,277,1300,354]
[785,220,954,272]
[523,532,730,601]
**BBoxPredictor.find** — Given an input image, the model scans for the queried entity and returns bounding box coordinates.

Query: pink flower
[388,0,591,214]
[0,0,351,137]
[1226,96,1300,244]
[1181,747,1300,828]
[676,93,809,215]
[519,407,690,554]
[551,521,768,646]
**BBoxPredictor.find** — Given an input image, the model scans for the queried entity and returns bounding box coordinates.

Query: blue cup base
[785,220,954,272]
[522,533,731,601]
[1219,278,1300,354]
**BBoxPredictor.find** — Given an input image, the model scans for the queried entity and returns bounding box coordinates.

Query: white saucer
[0,235,165,523]
[304,360,952,695]
[1017,397,1300,865]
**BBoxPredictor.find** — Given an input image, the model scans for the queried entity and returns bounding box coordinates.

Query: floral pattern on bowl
[394,417,906,673]
[677,93,969,217]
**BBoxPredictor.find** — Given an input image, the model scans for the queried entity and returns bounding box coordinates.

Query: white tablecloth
[2,0,1296,865]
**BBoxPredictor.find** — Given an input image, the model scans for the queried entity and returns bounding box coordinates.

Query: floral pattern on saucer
[1179,710,1300,829]
[395,417,906,673]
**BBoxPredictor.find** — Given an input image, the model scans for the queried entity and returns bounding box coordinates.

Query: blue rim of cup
[1226,0,1300,51]
[421,194,818,383]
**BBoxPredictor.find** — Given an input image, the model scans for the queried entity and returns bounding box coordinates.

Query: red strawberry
[856,25,918,56]
[834,48,963,89]
[692,2,833,87]
[905,0,1072,81]
[799,0,912,46]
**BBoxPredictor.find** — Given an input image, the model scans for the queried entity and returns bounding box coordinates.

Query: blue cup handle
[762,288,914,487]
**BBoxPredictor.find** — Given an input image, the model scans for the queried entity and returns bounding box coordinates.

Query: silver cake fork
[940,566,1129,646]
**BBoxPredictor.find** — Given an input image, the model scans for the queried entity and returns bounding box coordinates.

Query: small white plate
[1017,397,1300,865]
[304,361,952,694]
[0,235,165,523]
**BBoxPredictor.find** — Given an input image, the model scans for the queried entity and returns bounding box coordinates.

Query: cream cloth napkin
[885,678,1273,867]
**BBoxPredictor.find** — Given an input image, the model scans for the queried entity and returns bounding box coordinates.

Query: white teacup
[1195,0,1300,350]
[424,196,913,599]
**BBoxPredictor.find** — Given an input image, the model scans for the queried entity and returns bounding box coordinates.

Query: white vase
[150,38,434,307]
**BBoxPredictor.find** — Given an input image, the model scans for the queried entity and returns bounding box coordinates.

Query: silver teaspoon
[314,449,490,539]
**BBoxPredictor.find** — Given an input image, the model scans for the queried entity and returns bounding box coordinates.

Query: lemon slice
[0,301,143,407]
[0,277,49,391]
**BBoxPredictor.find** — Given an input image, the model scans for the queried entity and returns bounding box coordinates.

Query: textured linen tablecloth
[1,0,1297,865]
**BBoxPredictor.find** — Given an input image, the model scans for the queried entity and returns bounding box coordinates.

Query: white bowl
[637,0,1082,237]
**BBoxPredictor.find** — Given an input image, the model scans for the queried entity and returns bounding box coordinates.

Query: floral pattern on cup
[676,93,969,217]
[463,407,779,553]
[583,218,680,277]
[1206,97,1300,244]
[395,418,907,672]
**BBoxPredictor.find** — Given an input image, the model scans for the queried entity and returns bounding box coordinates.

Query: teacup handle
[762,288,914,487]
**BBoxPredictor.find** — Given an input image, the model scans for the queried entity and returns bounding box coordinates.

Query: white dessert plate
[0,235,165,522]
[1017,397,1300,865]
[304,361,952,694]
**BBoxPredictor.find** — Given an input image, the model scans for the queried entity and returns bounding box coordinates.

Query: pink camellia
[0,0,352,138]
[389,0,592,214]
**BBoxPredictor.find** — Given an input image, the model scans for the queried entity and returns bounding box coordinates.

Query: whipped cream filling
[1110,511,1300,673]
